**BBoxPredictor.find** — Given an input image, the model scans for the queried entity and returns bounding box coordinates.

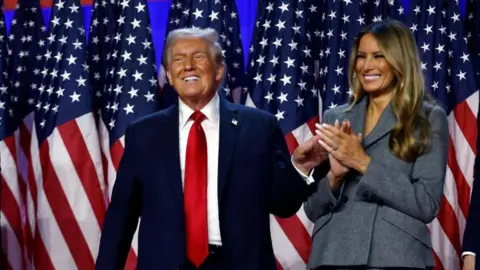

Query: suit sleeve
[303,109,343,222]
[355,106,448,223]
[268,116,318,218]
[463,159,480,254]
[96,126,142,270]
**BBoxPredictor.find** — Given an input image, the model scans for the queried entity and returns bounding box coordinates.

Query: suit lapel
[160,105,184,206]
[217,99,240,203]
[362,101,397,148]
[345,96,368,137]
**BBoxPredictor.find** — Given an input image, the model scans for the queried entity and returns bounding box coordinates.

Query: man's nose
[184,57,194,70]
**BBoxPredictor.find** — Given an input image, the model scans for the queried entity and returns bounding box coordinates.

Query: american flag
[0,1,24,269]
[3,0,46,268]
[244,0,319,268]
[31,0,107,268]
[166,0,246,103]
[361,0,405,24]
[314,0,363,111]
[90,0,160,267]
[88,0,117,121]
[407,0,478,269]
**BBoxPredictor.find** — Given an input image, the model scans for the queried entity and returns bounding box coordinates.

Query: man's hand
[463,255,475,270]
[292,120,349,176]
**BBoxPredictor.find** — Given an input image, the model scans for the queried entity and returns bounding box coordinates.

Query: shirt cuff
[462,251,476,259]
[291,158,315,184]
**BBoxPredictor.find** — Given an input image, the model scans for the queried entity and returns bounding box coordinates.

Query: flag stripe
[274,216,311,264]
[38,140,95,269]
[447,136,472,219]
[58,116,105,228]
[436,195,462,258]
[452,101,477,154]
[0,212,22,270]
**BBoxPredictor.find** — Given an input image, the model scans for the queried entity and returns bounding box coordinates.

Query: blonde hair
[348,19,431,161]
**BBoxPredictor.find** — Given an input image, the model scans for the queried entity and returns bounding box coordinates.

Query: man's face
[166,37,224,104]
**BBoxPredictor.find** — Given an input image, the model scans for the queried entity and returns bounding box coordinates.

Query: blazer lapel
[159,105,184,206]
[344,96,368,137]
[362,101,397,148]
[217,99,240,203]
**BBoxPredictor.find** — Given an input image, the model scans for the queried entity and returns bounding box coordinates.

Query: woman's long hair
[348,19,431,161]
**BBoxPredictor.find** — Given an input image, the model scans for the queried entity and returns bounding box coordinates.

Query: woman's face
[355,33,395,95]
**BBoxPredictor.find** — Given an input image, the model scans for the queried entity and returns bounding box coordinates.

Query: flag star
[288,40,298,51]
[64,18,74,28]
[435,44,445,53]
[277,92,288,103]
[278,2,289,13]
[263,20,271,30]
[293,95,304,106]
[137,55,148,65]
[145,91,155,102]
[56,88,65,96]
[126,35,136,44]
[142,39,152,49]
[275,110,285,121]
[131,18,141,29]
[56,0,65,9]
[70,91,81,102]
[421,43,430,52]
[264,91,274,103]
[432,81,439,91]
[335,66,343,75]
[76,76,87,87]
[270,55,279,67]
[121,51,132,61]
[300,63,309,74]
[284,57,295,68]
[135,2,146,12]
[457,71,466,81]
[209,11,219,21]
[124,103,135,114]
[451,13,460,23]
[69,3,79,13]
[60,71,71,81]
[267,74,276,84]
[117,68,128,78]
[280,74,291,85]
[66,55,77,65]
[120,0,129,9]
[109,119,115,128]
[276,20,286,31]
[433,62,442,71]
[73,39,82,49]
[424,25,433,34]
[132,70,143,81]
[460,53,470,63]
[254,72,263,83]
[272,38,282,48]
[332,84,341,95]
[266,3,274,12]
[193,8,203,19]
[427,5,435,15]
[128,88,139,98]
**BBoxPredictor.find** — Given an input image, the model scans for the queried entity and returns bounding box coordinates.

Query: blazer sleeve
[463,159,480,254]
[302,109,344,222]
[267,115,317,218]
[96,126,142,270]
[355,105,448,223]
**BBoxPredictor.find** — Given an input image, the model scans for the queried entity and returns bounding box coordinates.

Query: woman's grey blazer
[304,96,449,269]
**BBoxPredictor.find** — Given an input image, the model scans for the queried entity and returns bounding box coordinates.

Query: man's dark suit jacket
[95,98,314,270]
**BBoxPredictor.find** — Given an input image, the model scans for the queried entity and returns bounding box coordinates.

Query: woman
[304,19,448,269]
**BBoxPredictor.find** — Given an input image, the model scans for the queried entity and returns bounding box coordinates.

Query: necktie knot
[191,111,206,123]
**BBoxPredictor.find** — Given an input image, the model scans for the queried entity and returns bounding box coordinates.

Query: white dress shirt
[178,94,314,246]
[179,94,222,246]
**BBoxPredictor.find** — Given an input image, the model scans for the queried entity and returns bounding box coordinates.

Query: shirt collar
[179,93,220,129]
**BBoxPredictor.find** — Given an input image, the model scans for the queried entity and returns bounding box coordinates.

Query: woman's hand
[316,122,371,174]
[324,120,351,189]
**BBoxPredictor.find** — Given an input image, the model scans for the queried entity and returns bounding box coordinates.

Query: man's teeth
[184,76,200,82]
[364,75,381,81]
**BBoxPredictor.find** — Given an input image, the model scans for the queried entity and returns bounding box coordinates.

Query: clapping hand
[292,120,350,176]
[316,121,371,175]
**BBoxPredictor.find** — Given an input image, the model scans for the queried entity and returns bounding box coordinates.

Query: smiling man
[95,28,324,270]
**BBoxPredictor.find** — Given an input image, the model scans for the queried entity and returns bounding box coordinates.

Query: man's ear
[215,63,225,82]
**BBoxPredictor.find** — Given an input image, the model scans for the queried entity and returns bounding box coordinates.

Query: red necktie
[184,111,209,268]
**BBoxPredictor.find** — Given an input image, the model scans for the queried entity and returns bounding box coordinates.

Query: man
[463,157,479,270]
[95,27,326,270]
